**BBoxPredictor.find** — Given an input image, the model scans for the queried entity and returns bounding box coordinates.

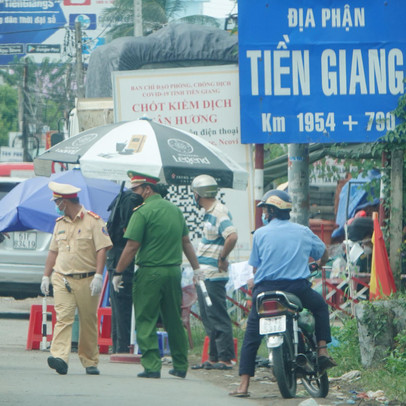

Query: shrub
[330,318,362,376]
[385,331,406,376]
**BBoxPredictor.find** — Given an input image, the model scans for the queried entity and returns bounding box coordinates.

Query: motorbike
[256,264,329,399]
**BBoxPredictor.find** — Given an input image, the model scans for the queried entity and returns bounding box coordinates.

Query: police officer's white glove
[112,274,124,293]
[41,276,50,296]
[90,274,103,296]
[193,267,205,284]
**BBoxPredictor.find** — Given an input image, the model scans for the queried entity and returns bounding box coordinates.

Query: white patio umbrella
[35,118,248,190]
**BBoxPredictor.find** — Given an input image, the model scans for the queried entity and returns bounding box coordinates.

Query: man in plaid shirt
[191,175,238,370]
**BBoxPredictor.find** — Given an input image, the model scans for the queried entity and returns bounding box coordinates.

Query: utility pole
[134,0,143,37]
[75,21,85,98]
[389,149,403,286]
[22,59,30,162]
[287,144,309,226]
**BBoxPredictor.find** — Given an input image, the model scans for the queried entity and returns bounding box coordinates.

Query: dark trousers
[196,279,235,363]
[107,267,134,353]
[239,279,331,377]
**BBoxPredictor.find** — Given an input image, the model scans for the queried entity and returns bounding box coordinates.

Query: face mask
[55,201,65,216]
[193,193,201,208]
[363,245,372,256]
[133,192,143,202]
[261,213,269,226]
[132,185,146,201]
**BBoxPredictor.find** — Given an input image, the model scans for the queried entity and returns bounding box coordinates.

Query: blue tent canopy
[0,169,121,234]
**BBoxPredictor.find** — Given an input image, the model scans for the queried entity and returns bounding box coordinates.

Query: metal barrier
[313,267,370,320]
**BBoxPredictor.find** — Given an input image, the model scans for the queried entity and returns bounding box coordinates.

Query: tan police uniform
[49,201,112,367]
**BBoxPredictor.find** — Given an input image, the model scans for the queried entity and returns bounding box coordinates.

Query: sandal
[191,361,213,370]
[203,361,215,370]
[229,390,250,398]
[212,362,233,370]
[318,355,337,374]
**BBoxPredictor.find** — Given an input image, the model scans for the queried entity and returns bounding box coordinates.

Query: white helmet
[191,175,218,198]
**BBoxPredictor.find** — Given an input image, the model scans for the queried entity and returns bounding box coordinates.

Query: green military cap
[127,171,160,188]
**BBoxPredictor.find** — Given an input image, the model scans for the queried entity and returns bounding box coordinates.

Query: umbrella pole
[344,183,355,316]
[343,223,356,316]
[40,295,48,351]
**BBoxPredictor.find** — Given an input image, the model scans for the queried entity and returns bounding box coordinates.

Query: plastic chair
[97,307,112,354]
[26,304,57,350]
[181,284,197,348]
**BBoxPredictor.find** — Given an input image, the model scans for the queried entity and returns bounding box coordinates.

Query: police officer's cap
[127,170,160,188]
[49,181,81,201]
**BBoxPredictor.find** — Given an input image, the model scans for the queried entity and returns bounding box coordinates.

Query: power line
[0,25,66,35]
[0,23,113,36]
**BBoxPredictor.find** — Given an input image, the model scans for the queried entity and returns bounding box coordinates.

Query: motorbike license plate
[13,231,37,250]
[259,316,286,335]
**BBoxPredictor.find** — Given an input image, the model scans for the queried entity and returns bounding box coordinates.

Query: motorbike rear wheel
[272,335,297,398]
[301,372,329,398]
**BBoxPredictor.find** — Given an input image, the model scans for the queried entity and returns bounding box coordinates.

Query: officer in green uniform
[112,171,201,379]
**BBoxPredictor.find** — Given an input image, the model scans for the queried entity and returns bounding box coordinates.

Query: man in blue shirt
[230,189,335,397]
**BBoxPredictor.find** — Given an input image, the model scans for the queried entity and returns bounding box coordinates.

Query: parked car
[0,177,52,299]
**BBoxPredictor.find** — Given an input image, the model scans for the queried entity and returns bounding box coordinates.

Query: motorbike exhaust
[296,353,314,373]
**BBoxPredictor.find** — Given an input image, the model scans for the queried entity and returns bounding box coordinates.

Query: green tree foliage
[100,0,177,38]
[370,92,406,276]
[101,0,221,40]
[0,84,18,146]
[265,144,287,162]
[0,58,75,143]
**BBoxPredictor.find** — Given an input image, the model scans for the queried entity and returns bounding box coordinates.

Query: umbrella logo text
[72,133,99,147]
[172,155,211,165]
[167,139,194,154]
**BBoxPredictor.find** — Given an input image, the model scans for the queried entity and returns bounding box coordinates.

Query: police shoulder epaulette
[132,203,145,212]
[87,210,100,219]
[56,216,64,222]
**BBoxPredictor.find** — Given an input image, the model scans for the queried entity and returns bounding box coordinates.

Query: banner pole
[254,144,264,230]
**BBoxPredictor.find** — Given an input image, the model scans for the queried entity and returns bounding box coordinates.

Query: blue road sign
[0,0,66,64]
[0,1,112,65]
[69,14,97,30]
[238,0,406,144]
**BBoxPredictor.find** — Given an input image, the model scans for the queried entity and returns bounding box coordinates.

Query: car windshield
[0,180,19,200]
[0,176,53,299]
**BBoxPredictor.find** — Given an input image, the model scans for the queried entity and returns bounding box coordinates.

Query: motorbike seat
[283,292,303,311]
[258,290,303,312]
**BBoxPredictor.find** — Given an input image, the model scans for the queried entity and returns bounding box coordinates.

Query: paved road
[0,297,263,406]
[0,297,342,406]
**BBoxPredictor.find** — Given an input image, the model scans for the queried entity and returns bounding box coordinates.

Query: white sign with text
[112,65,254,261]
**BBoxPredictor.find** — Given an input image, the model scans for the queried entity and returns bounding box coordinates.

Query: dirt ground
[187,354,390,406]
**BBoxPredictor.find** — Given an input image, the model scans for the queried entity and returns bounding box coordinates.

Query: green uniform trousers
[133,265,188,373]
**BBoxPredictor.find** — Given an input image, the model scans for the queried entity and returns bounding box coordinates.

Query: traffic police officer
[112,171,201,379]
[41,181,112,375]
